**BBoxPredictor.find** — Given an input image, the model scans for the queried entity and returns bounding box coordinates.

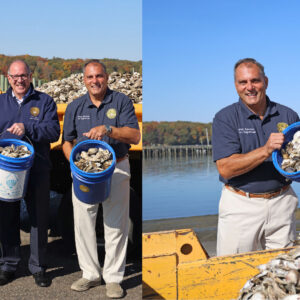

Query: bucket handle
[0,129,33,147]
[23,135,33,147]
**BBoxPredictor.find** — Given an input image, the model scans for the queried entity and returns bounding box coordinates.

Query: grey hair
[234,58,265,79]
[8,60,31,75]
[83,59,107,74]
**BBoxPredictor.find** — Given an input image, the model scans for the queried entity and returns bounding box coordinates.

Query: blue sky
[0,0,141,61]
[143,0,300,123]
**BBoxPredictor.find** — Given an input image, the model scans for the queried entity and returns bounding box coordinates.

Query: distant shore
[143,208,300,257]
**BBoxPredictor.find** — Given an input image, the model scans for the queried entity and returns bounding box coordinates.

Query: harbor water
[143,154,300,221]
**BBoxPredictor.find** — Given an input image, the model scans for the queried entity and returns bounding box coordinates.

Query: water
[143,155,300,221]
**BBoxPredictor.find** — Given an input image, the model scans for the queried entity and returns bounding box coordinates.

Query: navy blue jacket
[0,84,60,172]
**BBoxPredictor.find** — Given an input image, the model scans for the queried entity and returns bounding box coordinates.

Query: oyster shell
[36,72,142,104]
[74,147,113,173]
[281,131,300,173]
[0,144,31,158]
[238,247,300,300]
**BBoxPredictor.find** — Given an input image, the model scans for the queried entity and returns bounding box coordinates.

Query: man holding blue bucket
[212,58,299,256]
[62,60,140,298]
[0,60,60,286]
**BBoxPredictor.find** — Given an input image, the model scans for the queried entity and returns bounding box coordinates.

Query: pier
[143,145,212,158]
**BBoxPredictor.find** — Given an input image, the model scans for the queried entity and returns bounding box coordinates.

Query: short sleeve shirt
[212,96,300,193]
[63,88,139,158]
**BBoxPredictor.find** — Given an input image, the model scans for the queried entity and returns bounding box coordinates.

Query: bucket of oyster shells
[0,139,35,202]
[273,121,300,182]
[70,140,116,204]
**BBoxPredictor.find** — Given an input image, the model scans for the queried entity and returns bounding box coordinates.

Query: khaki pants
[217,185,298,256]
[72,158,130,283]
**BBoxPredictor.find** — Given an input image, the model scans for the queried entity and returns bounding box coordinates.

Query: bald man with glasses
[0,60,60,287]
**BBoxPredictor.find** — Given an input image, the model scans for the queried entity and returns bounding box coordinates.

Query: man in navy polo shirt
[212,58,299,256]
[62,60,140,298]
[0,60,60,286]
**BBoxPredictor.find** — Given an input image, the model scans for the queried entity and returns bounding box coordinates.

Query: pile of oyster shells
[74,147,113,173]
[0,144,31,158]
[281,131,300,173]
[36,71,142,104]
[238,247,300,300]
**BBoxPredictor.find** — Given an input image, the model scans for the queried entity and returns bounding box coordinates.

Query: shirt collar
[10,84,34,102]
[11,85,32,101]
[84,88,113,108]
[238,96,277,119]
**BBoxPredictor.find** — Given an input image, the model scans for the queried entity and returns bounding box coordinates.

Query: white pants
[217,185,298,256]
[72,158,130,283]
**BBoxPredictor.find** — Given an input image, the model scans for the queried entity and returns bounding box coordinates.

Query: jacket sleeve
[24,97,60,143]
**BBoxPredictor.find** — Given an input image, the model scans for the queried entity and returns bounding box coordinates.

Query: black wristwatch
[105,125,112,136]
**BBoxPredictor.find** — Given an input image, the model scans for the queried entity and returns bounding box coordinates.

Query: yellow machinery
[143,229,293,299]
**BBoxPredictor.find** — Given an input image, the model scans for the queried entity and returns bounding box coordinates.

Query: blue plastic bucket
[70,140,116,204]
[0,139,35,202]
[272,121,300,182]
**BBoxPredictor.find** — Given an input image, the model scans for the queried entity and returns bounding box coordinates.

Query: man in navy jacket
[0,60,60,287]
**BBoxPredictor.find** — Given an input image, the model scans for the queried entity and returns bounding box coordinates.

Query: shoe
[71,277,101,292]
[0,270,14,286]
[33,271,52,287]
[106,282,124,299]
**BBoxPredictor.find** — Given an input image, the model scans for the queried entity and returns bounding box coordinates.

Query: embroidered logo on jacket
[30,107,40,117]
[106,109,117,119]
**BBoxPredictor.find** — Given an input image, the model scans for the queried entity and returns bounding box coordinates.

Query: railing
[143,144,212,158]
[0,74,43,92]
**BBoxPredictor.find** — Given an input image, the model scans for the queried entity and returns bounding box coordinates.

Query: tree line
[0,54,142,82]
[143,121,212,146]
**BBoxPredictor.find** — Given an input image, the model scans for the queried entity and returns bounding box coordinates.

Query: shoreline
[143,208,300,257]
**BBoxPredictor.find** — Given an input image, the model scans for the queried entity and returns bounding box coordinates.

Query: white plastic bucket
[0,139,35,202]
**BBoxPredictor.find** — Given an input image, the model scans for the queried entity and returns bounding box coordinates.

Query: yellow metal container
[51,103,142,151]
[143,229,293,299]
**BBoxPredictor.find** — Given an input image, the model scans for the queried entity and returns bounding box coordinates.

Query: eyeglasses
[8,74,30,80]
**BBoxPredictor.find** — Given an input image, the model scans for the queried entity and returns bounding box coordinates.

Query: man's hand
[7,123,25,136]
[83,125,106,140]
[263,132,285,156]
[216,132,285,180]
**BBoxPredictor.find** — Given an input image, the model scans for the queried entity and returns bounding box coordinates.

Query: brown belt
[116,155,128,163]
[225,184,290,199]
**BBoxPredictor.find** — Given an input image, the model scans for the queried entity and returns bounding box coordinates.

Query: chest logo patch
[277,122,288,133]
[30,107,40,117]
[106,108,117,119]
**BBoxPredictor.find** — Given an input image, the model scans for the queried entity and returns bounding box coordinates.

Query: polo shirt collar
[84,88,113,108]
[9,84,34,103]
[238,96,278,119]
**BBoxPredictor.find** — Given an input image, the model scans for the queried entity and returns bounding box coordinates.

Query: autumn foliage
[143,121,212,146]
[0,54,142,82]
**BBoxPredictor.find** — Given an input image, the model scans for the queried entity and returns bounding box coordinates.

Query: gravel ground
[1,231,141,300]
